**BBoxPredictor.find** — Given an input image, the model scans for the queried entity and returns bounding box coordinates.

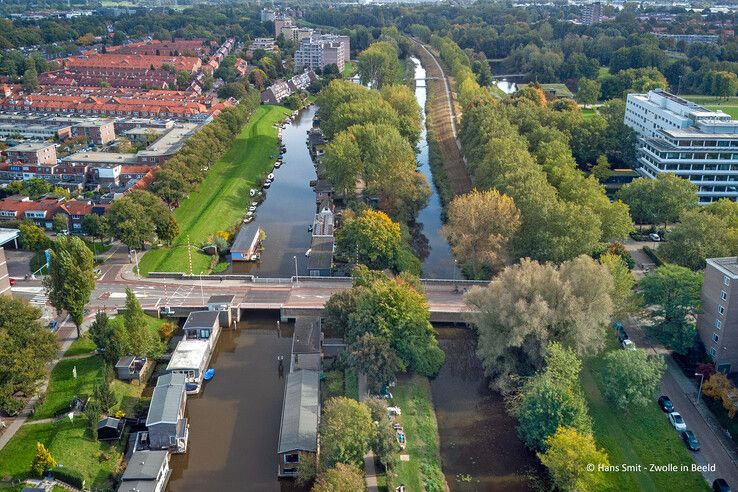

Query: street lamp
[695,372,705,402]
[294,255,299,286]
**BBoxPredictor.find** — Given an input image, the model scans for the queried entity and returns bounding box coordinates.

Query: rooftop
[292,317,321,354]
[307,236,334,270]
[146,372,185,426]
[708,257,738,278]
[7,142,55,152]
[120,450,168,481]
[64,151,139,164]
[277,370,320,454]
[166,339,209,372]
[183,310,219,330]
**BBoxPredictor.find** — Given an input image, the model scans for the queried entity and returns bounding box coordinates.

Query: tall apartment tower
[698,257,738,374]
[583,2,603,25]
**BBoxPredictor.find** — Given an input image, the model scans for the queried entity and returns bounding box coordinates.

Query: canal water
[410,57,459,279]
[432,328,540,491]
[167,312,305,491]
[228,105,318,277]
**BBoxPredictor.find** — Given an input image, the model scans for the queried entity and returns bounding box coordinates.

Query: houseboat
[166,311,222,394]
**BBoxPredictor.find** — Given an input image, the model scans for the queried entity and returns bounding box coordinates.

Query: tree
[515,344,592,450]
[32,442,56,477]
[599,253,641,320]
[52,213,68,233]
[363,397,400,470]
[335,209,403,271]
[22,65,38,90]
[19,223,51,252]
[640,264,703,325]
[710,71,738,100]
[320,397,374,468]
[123,288,157,357]
[590,155,612,182]
[602,349,665,409]
[466,257,613,392]
[311,463,367,492]
[347,333,404,393]
[0,297,56,414]
[88,311,111,352]
[93,380,116,412]
[443,189,521,277]
[107,199,155,249]
[538,427,610,492]
[322,289,358,338]
[703,373,738,418]
[659,210,733,270]
[576,78,600,105]
[82,213,109,247]
[618,174,698,228]
[44,236,96,338]
[358,41,399,89]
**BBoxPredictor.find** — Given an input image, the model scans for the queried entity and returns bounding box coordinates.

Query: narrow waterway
[228,105,318,276]
[167,312,305,491]
[432,328,540,491]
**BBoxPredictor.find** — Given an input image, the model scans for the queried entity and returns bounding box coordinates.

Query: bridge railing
[147,272,491,286]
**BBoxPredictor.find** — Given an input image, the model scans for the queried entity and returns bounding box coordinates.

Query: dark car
[713,479,731,492]
[658,395,674,413]
[681,430,700,451]
[617,329,629,343]
[48,320,59,332]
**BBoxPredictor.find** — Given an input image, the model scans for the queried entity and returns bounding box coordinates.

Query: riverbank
[138,104,290,275]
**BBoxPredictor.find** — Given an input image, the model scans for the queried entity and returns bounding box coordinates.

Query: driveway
[627,318,738,488]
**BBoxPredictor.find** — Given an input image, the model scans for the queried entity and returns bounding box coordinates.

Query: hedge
[53,467,86,489]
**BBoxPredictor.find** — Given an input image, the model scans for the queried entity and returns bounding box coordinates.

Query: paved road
[627,318,738,488]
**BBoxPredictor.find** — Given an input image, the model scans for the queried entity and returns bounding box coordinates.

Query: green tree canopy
[602,349,666,409]
[320,397,374,468]
[358,41,400,89]
[538,427,610,492]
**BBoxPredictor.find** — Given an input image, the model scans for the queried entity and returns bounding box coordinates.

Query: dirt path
[412,40,472,197]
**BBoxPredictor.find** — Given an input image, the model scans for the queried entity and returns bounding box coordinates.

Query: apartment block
[6,142,57,165]
[294,34,349,72]
[624,89,738,203]
[698,257,738,373]
[582,2,603,25]
[71,119,116,144]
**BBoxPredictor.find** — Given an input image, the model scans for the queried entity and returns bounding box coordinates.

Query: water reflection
[432,327,540,491]
[410,57,460,279]
[167,312,306,492]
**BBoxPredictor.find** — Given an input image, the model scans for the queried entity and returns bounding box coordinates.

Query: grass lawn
[82,238,110,256]
[342,61,356,78]
[581,108,598,119]
[63,335,97,357]
[138,104,290,275]
[0,418,122,490]
[389,374,446,492]
[680,94,738,119]
[581,338,709,492]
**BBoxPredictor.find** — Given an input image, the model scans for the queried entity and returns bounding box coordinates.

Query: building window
[725,275,731,286]
[715,319,722,329]
[719,305,726,315]
[713,333,720,343]
[722,290,728,301]
[284,453,299,464]
[710,347,717,357]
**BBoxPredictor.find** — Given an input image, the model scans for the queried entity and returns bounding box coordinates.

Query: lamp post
[294,255,299,286]
[695,372,705,402]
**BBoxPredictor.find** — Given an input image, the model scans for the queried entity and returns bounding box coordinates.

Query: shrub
[53,467,85,489]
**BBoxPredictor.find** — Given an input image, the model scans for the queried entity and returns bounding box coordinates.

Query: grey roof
[7,142,55,152]
[307,236,334,270]
[117,480,158,492]
[208,294,235,304]
[293,317,321,354]
[98,417,121,429]
[146,373,185,426]
[116,355,136,369]
[708,257,738,278]
[121,450,168,481]
[183,310,219,330]
[231,223,260,253]
[277,370,320,454]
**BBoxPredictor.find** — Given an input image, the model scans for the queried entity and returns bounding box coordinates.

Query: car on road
[621,339,636,350]
[658,395,674,413]
[669,412,687,432]
[681,430,700,451]
[713,479,731,492]
[8,278,16,286]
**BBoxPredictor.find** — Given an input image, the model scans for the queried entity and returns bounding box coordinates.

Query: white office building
[624,89,738,203]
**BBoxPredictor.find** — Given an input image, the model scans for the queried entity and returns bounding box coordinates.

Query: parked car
[681,430,700,451]
[668,412,687,432]
[713,479,731,492]
[617,329,629,343]
[649,233,661,242]
[621,339,636,350]
[48,320,59,332]
[658,395,674,413]
[8,278,16,286]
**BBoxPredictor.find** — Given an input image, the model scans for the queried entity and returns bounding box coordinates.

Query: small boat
[251,201,258,207]
[305,248,311,256]
[185,382,199,392]
[263,181,271,189]
[307,225,313,232]
[247,210,254,216]
[204,368,215,381]
[249,189,257,197]
[243,217,253,223]
[274,161,282,168]
[249,206,256,212]
[267,173,274,180]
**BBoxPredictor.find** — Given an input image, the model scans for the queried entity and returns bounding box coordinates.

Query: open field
[581,338,709,492]
[390,374,446,492]
[138,105,290,274]
[681,95,738,119]
[581,107,598,119]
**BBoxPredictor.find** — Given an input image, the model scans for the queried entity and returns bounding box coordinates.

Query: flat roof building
[698,257,738,374]
[277,369,320,478]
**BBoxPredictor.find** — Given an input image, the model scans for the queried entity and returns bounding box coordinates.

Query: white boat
[275,161,282,168]
[243,217,253,223]
[267,173,274,180]
[249,206,256,212]
[251,201,258,207]
[247,211,254,217]
[249,189,257,197]
[263,181,271,189]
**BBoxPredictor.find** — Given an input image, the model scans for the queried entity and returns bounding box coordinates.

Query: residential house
[291,317,322,372]
[230,224,261,261]
[117,450,171,492]
[115,355,150,382]
[146,372,188,453]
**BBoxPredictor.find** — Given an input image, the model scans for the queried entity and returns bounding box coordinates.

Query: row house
[0,196,64,229]
[0,162,88,189]
[63,53,202,74]
[112,38,211,57]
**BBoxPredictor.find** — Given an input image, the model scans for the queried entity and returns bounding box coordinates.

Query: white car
[621,339,636,351]
[669,412,687,432]
[649,233,661,242]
